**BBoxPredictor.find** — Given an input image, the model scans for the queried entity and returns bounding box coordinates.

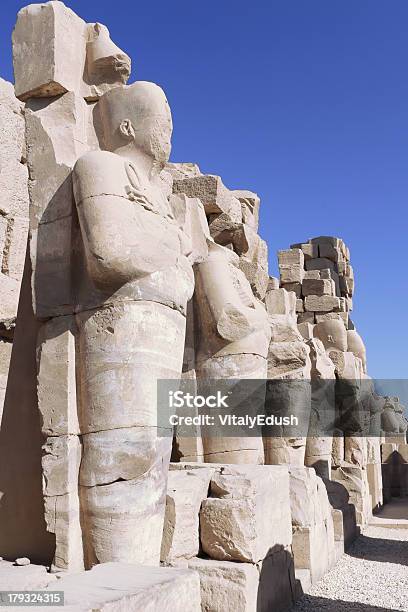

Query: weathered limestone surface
[0,78,30,422]
[44,563,201,612]
[265,284,312,466]
[189,552,296,612]
[13,2,131,101]
[289,467,336,583]
[161,468,213,564]
[200,465,292,563]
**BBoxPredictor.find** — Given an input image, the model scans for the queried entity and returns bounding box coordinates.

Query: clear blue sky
[1,1,407,380]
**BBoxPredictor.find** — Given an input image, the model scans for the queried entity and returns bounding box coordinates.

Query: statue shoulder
[73,150,128,203]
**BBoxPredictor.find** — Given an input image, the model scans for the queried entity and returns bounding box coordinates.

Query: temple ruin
[0,2,407,611]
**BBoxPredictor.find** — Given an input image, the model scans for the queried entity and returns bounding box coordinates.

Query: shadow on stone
[0,245,55,563]
[257,547,297,612]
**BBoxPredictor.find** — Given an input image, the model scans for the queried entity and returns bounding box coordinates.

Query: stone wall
[0,78,29,423]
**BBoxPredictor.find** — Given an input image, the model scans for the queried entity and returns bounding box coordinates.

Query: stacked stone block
[276,236,395,528]
[163,463,298,611]
[279,236,354,329]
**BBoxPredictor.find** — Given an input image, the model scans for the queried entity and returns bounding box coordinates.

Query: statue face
[133,112,172,163]
[99,81,173,163]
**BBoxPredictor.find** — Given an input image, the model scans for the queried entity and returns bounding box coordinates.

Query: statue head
[86,23,131,85]
[98,81,173,163]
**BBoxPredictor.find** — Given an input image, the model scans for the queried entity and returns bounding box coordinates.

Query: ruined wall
[0,79,29,423]
[0,3,407,611]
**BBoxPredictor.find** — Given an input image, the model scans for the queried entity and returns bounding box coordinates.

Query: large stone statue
[71,82,194,568]
[194,241,270,463]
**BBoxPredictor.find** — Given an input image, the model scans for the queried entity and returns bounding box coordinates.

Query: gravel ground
[292,526,408,612]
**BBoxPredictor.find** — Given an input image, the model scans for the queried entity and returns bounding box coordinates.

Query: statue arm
[73,152,181,287]
[197,251,263,342]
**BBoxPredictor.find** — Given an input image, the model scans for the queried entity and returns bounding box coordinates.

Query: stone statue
[71,82,194,568]
[194,241,270,463]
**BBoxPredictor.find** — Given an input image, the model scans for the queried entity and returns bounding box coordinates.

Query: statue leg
[76,301,185,567]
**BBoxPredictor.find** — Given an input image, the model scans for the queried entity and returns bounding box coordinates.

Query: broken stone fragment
[15,558,30,566]
[314,319,348,352]
[165,162,202,179]
[232,189,260,231]
[267,340,310,378]
[173,174,242,220]
[265,288,296,317]
[13,2,131,101]
[200,465,292,563]
[160,468,213,564]
[188,557,259,612]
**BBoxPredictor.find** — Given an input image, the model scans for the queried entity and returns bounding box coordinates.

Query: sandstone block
[44,562,201,612]
[42,435,81,497]
[44,491,84,572]
[268,314,301,342]
[297,312,315,324]
[279,263,304,284]
[13,2,131,101]
[239,259,269,300]
[305,258,336,272]
[165,162,201,179]
[268,276,280,290]
[304,295,340,312]
[296,298,304,313]
[188,558,259,612]
[290,242,318,260]
[160,468,213,564]
[232,190,260,231]
[304,270,320,279]
[265,288,296,316]
[173,174,242,219]
[302,278,335,297]
[278,248,304,267]
[0,561,57,590]
[318,243,343,262]
[37,316,79,436]
[281,281,302,297]
[331,466,371,527]
[200,465,292,563]
[310,236,342,247]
